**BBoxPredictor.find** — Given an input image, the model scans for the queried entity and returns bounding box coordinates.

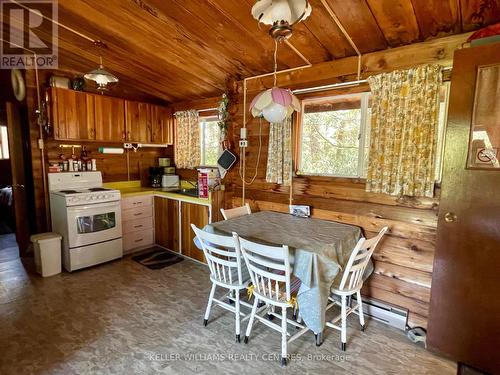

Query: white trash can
[30,232,62,277]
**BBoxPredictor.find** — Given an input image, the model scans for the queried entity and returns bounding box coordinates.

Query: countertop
[103,180,211,205]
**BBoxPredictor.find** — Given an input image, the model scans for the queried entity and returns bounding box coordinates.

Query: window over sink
[200,117,220,167]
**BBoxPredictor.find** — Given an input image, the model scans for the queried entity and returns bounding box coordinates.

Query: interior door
[427,42,500,374]
[6,102,30,255]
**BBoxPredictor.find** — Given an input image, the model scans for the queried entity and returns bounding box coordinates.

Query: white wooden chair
[325,227,388,351]
[236,235,309,366]
[220,203,251,220]
[191,224,253,343]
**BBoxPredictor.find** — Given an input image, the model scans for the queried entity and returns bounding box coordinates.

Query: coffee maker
[149,167,164,187]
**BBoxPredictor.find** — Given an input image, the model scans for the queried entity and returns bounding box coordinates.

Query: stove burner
[60,190,79,194]
[88,188,110,192]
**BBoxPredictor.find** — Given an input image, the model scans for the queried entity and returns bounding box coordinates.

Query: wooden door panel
[125,101,151,143]
[6,103,30,254]
[427,43,500,374]
[94,95,125,142]
[154,197,179,252]
[181,202,208,263]
[51,88,95,140]
[150,104,173,144]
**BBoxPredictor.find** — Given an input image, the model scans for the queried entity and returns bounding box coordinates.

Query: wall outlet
[239,140,248,148]
[123,143,133,149]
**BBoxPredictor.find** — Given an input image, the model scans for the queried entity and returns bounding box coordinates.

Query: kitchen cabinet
[154,196,179,252]
[125,101,152,143]
[49,88,172,144]
[180,201,209,263]
[94,95,126,142]
[122,195,154,253]
[126,101,173,144]
[150,105,174,144]
[50,87,95,140]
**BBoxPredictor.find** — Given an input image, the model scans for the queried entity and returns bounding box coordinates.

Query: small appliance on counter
[161,174,179,189]
[149,167,164,187]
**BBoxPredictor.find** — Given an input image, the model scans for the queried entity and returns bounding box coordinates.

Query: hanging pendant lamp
[249,41,301,123]
[84,41,118,91]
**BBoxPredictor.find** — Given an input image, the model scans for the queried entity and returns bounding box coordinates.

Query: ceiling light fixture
[251,0,312,41]
[249,41,301,123]
[84,41,118,91]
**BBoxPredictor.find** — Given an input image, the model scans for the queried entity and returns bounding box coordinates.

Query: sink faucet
[185,180,198,190]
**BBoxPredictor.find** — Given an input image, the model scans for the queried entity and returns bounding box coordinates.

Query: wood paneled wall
[223,34,472,329]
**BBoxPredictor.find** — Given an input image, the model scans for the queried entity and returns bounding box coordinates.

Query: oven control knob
[91,195,97,200]
[86,196,91,201]
[99,194,104,200]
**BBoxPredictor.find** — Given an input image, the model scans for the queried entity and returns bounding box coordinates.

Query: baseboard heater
[352,295,408,331]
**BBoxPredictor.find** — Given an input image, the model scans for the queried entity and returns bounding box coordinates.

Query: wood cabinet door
[427,43,500,374]
[51,88,95,140]
[150,105,173,144]
[181,202,209,263]
[94,95,125,142]
[125,101,152,143]
[154,197,179,252]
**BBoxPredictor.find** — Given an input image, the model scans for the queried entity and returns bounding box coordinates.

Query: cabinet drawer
[123,229,154,252]
[123,216,153,233]
[122,205,153,220]
[121,195,153,210]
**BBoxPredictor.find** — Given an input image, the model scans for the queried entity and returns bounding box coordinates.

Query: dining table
[204,210,369,344]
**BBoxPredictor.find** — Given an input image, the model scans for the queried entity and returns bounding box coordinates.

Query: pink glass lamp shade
[250,87,301,123]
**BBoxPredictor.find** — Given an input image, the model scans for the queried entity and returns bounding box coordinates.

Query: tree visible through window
[200,118,220,166]
[299,93,370,177]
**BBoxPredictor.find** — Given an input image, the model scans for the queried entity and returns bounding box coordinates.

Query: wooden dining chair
[235,235,309,366]
[325,226,388,351]
[191,224,252,343]
[220,203,251,220]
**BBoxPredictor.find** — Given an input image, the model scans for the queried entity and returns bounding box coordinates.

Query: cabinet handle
[134,213,142,216]
[133,201,143,205]
[133,225,143,228]
[122,131,126,140]
[134,238,143,243]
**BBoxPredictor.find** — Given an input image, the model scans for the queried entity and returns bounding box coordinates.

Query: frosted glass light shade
[252,0,312,25]
[250,87,301,123]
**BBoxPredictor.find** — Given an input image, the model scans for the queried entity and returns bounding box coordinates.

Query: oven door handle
[67,201,120,213]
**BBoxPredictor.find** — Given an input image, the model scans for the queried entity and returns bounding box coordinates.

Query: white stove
[48,172,123,272]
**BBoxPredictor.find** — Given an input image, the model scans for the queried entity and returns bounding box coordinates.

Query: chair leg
[340,295,347,351]
[204,283,216,326]
[281,306,288,366]
[357,291,365,331]
[244,297,259,344]
[235,289,241,343]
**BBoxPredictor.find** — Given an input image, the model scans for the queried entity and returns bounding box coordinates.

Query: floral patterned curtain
[174,109,200,169]
[366,64,442,198]
[266,116,292,185]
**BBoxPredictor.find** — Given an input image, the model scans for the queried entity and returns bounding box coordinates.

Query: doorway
[0,105,19,262]
[0,71,35,262]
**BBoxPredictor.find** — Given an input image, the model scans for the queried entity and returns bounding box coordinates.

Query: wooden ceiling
[8,0,500,103]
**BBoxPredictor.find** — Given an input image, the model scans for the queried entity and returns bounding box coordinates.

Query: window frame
[297,92,371,179]
[199,116,220,167]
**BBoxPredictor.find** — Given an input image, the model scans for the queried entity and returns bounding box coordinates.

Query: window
[298,93,370,178]
[298,87,449,180]
[199,117,220,166]
[0,126,9,160]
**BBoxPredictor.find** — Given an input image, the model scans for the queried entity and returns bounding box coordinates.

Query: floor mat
[132,248,183,270]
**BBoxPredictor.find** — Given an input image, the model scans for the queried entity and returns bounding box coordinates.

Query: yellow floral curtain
[366,64,442,198]
[266,117,292,186]
[174,109,200,169]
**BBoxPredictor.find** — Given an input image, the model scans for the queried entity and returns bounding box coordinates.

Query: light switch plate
[239,140,248,148]
[289,205,311,217]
